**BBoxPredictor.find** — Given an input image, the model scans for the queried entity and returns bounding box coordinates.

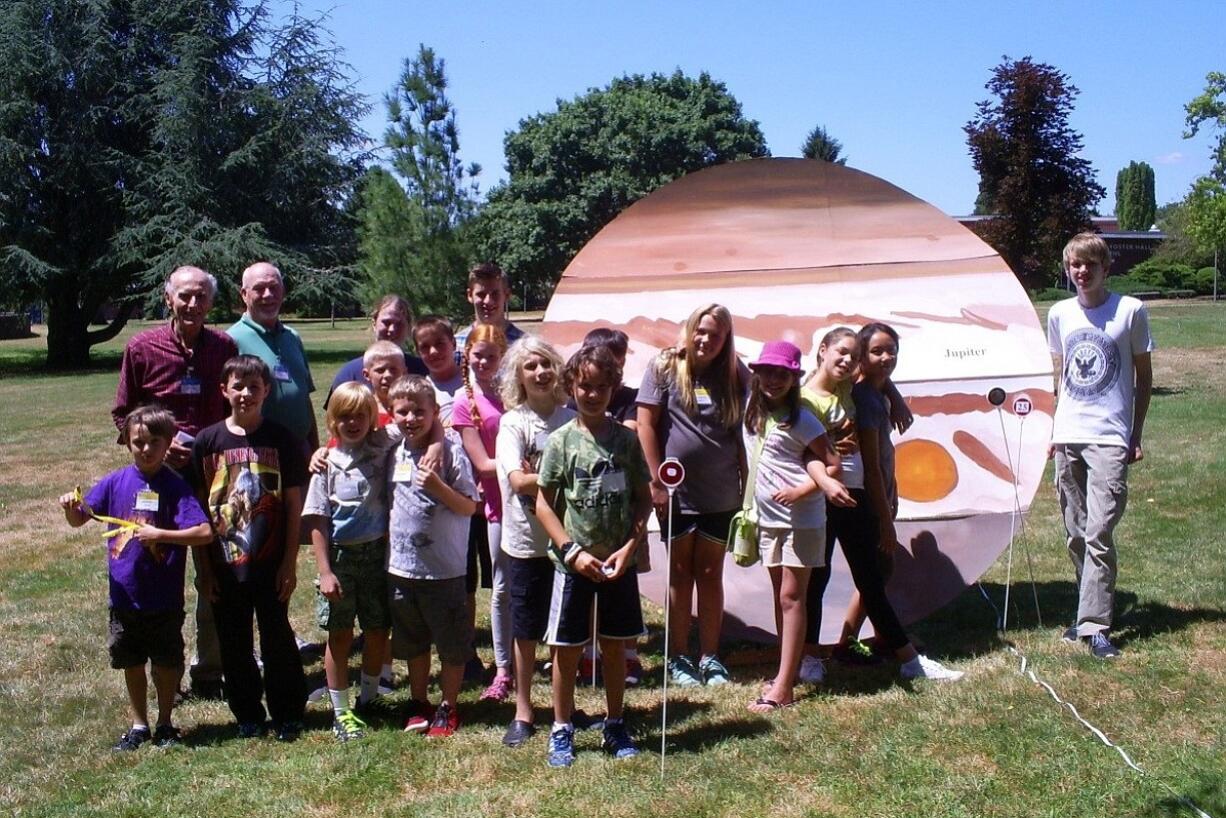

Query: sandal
[748,696,795,713]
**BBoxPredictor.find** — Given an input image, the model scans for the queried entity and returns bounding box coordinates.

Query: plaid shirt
[112,323,237,436]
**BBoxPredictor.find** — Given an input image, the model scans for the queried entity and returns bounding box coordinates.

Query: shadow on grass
[917,580,1226,660]
[630,698,777,753]
[1144,775,1224,817]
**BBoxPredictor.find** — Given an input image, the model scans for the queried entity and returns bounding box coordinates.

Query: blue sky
[277,0,1223,217]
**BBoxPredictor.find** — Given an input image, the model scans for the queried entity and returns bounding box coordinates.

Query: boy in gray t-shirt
[385,377,479,736]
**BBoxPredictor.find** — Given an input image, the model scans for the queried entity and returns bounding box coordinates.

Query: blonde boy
[1048,232,1153,659]
[303,382,393,741]
[362,340,407,421]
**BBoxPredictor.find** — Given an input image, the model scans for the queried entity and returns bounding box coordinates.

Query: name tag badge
[393,461,414,483]
[694,387,712,407]
[179,376,201,395]
[273,361,292,382]
[600,471,626,493]
[135,490,159,512]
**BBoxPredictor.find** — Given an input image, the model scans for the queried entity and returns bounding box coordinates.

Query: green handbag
[727,415,776,567]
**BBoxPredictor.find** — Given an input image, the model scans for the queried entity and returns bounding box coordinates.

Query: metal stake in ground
[656,457,686,780]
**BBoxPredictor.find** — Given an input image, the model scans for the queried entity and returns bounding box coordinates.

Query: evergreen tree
[1115,161,1157,230]
[964,56,1105,289]
[800,125,846,164]
[356,45,478,317]
[0,1,367,367]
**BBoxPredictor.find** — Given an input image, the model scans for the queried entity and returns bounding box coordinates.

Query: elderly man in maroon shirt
[113,265,236,699]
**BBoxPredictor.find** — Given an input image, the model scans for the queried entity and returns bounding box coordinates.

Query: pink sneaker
[479,673,513,702]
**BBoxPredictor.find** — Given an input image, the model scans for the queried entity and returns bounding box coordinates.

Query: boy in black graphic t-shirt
[192,355,309,739]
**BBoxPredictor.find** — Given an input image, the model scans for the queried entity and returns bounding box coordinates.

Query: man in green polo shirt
[226,262,320,451]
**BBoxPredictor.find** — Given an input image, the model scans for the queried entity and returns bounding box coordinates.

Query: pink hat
[749,340,802,372]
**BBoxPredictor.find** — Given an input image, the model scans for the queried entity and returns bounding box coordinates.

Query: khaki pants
[1054,444,1130,637]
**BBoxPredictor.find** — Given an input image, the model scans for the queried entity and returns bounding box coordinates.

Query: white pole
[660,488,674,780]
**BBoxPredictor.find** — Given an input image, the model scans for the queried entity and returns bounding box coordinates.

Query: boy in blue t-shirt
[60,405,212,751]
[535,345,651,768]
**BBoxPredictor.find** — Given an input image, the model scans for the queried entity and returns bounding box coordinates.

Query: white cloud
[1154,151,1185,165]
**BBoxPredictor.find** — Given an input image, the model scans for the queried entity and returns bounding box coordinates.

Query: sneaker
[426,703,460,738]
[1061,626,1080,643]
[112,726,151,752]
[668,655,703,687]
[797,655,826,684]
[307,685,328,704]
[480,673,514,702]
[502,718,535,748]
[274,720,304,742]
[332,709,367,742]
[601,720,639,759]
[295,635,322,659]
[546,724,576,768]
[402,699,432,733]
[698,654,731,686]
[625,656,644,686]
[237,721,266,739]
[153,724,182,748]
[1088,632,1120,659]
[900,654,965,682]
[832,639,884,666]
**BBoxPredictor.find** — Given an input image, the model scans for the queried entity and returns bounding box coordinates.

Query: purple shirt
[84,465,208,611]
[113,323,238,436]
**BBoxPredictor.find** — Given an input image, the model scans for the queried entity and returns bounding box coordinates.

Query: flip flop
[748,696,796,713]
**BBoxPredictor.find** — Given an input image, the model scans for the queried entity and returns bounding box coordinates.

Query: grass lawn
[0,304,1222,818]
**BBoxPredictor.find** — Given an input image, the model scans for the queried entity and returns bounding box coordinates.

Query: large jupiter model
[538,158,1053,642]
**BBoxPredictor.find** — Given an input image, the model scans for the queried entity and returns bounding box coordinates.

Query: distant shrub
[1127,259,1197,290]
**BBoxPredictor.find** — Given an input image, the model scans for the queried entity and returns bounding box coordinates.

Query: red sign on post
[658,457,686,489]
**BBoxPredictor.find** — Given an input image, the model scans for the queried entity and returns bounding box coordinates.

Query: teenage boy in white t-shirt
[1047,232,1153,660]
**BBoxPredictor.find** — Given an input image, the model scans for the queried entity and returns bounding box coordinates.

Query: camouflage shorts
[315,539,391,632]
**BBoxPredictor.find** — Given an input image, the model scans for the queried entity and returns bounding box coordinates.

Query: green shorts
[315,539,391,632]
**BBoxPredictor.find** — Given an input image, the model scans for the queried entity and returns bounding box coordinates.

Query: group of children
[64,260,981,768]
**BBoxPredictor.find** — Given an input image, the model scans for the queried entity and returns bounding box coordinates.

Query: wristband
[549,540,583,567]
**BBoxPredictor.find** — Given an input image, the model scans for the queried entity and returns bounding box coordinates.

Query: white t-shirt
[743,408,828,530]
[496,403,577,558]
[429,372,465,446]
[1048,292,1154,447]
[386,437,478,580]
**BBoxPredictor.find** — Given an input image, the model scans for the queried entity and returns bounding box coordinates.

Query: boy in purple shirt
[60,406,212,751]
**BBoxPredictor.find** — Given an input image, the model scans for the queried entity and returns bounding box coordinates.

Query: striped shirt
[113,323,237,436]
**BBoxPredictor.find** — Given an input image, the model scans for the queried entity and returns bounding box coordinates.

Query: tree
[1183,177,1226,298]
[473,71,769,303]
[1184,71,1226,182]
[0,1,367,368]
[356,45,478,317]
[964,56,1105,289]
[1115,161,1157,230]
[800,125,846,164]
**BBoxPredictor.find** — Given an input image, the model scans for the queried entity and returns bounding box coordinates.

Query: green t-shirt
[537,419,649,565]
[226,313,316,444]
